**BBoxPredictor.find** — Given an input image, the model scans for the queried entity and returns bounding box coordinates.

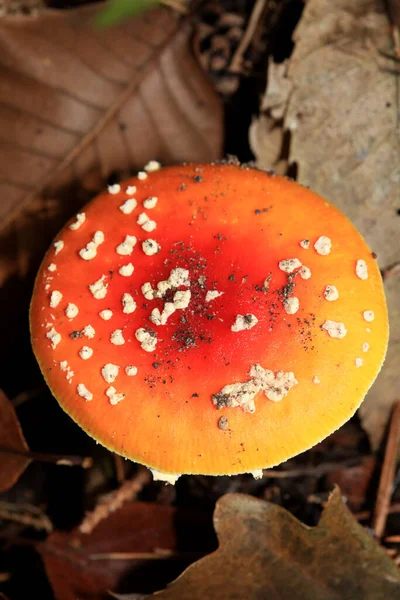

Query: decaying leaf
[0,2,223,394]
[253,0,400,448]
[0,390,31,493]
[249,59,291,172]
[0,3,223,232]
[40,501,216,600]
[249,114,285,173]
[325,456,376,511]
[130,488,400,599]
[259,59,292,120]
[0,501,53,532]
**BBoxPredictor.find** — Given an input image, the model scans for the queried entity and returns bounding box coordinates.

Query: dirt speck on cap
[218,416,229,430]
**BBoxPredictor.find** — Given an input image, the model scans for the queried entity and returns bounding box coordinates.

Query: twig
[79,467,151,534]
[354,510,370,521]
[354,503,400,521]
[393,25,400,57]
[229,0,268,73]
[89,548,205,561]
[385,535,400,543]
[386,501,400,514]
[372,400,400,540]
[386,0,400,53]
[160,0,188,13]
[263,456,367,479]
[0,502,53,533]
[381,261,400,280]
[0,447,92,469]
[114,453,126,483]
[11,386,45,408]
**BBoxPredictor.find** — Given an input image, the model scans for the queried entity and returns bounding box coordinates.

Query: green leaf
[95,0,160,28]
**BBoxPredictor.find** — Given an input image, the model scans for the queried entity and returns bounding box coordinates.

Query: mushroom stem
[0,447,93,469]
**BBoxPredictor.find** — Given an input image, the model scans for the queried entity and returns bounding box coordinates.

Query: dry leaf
[249,114,285,173]
[40,501,216,600]
[253,0,399,448]
[129,488,400,599]
[0,390,31,493]
[249,59,291,172]
[0,2,223,394]
[259,59,292,120]
[0,3,223,231]
[0,501,53,532]
[325,456,376,511]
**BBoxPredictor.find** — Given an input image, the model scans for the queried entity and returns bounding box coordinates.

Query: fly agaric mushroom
[30,163,388,482]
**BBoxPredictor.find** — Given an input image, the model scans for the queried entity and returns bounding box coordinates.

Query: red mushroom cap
[30,163,388,478]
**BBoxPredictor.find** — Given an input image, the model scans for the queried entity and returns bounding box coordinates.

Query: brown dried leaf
[40,501,216,600]
[249,114,286,172]
[0,2,223,390]
[280,0,399,448]
[0,3,223,231]
[0,390,30,493]
[133,488,400,600]
[259,59,292,120]
[249,59,291,172]
[325,456,376,511]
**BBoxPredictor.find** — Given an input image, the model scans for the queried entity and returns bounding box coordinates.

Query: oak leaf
[123,488,400,599]
[0,390,30,493]
[252,0,400,448]
[0,3,223,231]
[40,501,216,600]
[0,2,222,394]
